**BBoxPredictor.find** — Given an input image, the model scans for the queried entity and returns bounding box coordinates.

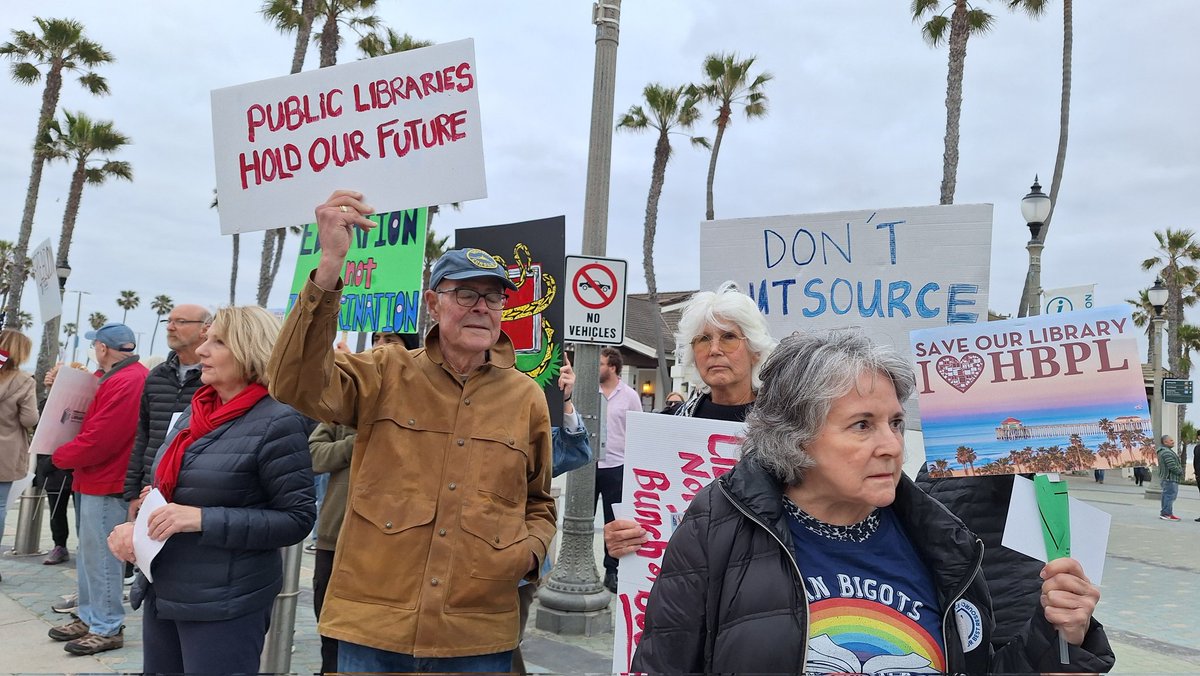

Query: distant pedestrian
[1157,435,1183,521]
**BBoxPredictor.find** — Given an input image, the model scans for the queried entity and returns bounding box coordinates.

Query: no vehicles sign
[565,256,626,344]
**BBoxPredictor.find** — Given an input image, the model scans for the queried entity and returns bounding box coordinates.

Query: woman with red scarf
[108,306,315,675]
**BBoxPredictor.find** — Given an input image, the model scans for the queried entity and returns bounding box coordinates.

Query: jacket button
[494,536,500,544]
[408,419,415,425]
[456,439,465,446]
[464,398,471,405]
[431,578,440,586]
[438,529,447,536]
[508,438,515,445]
[448,483,457,490]
[307,295,316,302]
[384,521,393,529]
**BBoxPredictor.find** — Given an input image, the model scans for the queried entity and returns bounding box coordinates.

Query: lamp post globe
[1020,176,1052,240]
[1148,278,1168,316]
[1019,175,1052,317]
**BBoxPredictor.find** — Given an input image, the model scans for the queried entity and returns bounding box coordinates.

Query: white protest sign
[1003,475,1111,584]
[700,204,992,360]
[30,239,62,322]
[1042,284,1095,315]
[29,367,98,455]
[564,255,626,344]
[612,412,746,674]
[211,39,486,235]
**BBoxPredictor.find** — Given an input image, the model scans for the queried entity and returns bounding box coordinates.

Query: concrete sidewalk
[2,474,1197,673]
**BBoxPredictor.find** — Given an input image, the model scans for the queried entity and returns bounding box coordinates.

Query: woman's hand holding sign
[1040,557,1100,646]
[314,190,376,289]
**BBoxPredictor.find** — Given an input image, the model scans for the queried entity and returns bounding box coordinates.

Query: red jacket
[53,357,149,496]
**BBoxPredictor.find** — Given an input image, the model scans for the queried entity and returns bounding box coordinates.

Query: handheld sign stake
[1034,473,1071,665]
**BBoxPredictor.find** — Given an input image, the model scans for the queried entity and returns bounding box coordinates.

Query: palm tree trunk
[644,132,672,394]
[318,14,339,68]
[33,158,89,393]
[938,0,969,206]
[1018,0,1072,314]
[291,0,316,74]
[150,320,160,356]
[230,233,240,305]
[704,113,729,222]
[256,230,277,307]
[3,67,64,327]
[34,316,61,402]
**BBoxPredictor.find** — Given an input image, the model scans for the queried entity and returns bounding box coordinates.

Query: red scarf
[155,382,269,502]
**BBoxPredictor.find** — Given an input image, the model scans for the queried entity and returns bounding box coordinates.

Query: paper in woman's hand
[133,488,170,583]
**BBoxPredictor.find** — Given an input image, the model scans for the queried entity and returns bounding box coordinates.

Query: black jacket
[631,456,1114,674]
[915,469,1045,646]
[123,352,203,500]
[134,396,316,621]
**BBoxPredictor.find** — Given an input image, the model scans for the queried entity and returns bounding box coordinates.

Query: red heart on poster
[936,353,984,393]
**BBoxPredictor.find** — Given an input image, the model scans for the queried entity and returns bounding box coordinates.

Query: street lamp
[56,262,71,293]
[1019,176,1052,317]
[1148,278,1168,451]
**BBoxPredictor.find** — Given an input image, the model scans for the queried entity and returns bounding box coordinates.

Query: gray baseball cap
[85,322,136,352]
[428,248,517,291]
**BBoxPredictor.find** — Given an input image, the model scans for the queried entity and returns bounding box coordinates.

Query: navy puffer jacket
[136,395,316,621]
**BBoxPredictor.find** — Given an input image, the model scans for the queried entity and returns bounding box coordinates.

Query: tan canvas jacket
[268,278,556,658]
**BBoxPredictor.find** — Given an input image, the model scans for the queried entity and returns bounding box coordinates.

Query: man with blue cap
[269,190,556,674]
[49,322,148,655]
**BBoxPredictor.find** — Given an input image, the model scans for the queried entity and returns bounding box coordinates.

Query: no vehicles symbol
[573,263,618,310]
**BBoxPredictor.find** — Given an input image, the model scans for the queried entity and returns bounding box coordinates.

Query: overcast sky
[2,1,1196,373]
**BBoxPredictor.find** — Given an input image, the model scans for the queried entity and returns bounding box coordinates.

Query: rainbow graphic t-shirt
[787,507,946,674]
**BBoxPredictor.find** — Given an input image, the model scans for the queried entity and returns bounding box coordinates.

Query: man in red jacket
[49,323,148,656]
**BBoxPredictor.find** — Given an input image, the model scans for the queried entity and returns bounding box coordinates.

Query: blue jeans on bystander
[1160,479,1179,517]
[338,640,513,673]
[75,493,128,636]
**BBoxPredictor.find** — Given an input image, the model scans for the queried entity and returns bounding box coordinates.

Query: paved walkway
[1,474,1196,673]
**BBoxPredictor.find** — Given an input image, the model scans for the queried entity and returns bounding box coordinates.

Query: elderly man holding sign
[268,190,556,674]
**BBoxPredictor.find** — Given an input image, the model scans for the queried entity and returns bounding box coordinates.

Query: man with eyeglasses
[268,190,556,674]
[122,305,212,524]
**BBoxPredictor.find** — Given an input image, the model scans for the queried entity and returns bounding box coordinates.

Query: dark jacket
[123,352,203,500]
[631,457,1114,674]
[915,469,1044,646]
[136,395,316,621]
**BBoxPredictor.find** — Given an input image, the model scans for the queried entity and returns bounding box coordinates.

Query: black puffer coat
[631,457,1115,674]
[916,468,1044,646]
[123,352,203,500]
[133,395,316,621]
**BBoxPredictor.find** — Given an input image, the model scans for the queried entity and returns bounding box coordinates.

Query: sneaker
[603,571,618,594]
[48,617,89,642]
[1168,515,1182,521]
[51,593,78,614]
[64,629,124,656]
[43,546,69,565]
[304,542,317,552]
[123,573,135,586]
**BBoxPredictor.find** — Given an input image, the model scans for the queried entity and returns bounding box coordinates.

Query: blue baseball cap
[429,248,517,292]
[84,322,136,352]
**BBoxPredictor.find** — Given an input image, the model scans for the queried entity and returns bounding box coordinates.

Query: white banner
[612,412,746,674]
[1042,284,1095,315]
[29,367,98,456]
[700,204,992,361]
[30,239,62,323]
[211,39,486,234]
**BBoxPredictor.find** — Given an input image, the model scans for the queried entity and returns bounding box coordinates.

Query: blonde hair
[208,306,280,387]
[0,330,32,376]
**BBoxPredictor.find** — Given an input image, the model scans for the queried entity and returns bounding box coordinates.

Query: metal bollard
[260,542,303,674]
[9,486,47,556]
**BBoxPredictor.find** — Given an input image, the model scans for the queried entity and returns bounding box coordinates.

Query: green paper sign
[286,208,427,333]
[1033,474,1071,560]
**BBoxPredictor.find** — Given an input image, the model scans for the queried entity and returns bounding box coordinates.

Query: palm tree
[32,111,132,387]
[254,0,380,309]
[954,444,977,475]
[912,0,995,205]
[0,18,113,328]
[116,290,139,324]
[618,83,709,393]
[694,52,771,222]
[1127,289,1160,339]
[932,458,951,477]
[358,28,432,58]
[1142,228,1200,434]
[1013,0,1072,312]
[16,311,33,331]
[0,241,32,313]
[88,311,107,331]
[1177,323,1200,374]
[149,294,174,355]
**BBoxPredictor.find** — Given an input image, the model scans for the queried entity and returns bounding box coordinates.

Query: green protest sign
[1033,474,1070,560]
[286,208,427,333]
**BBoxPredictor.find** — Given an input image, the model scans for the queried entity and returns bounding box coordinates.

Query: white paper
[29,367,99,455]
[133,488,170,583]
[1002,474,1111,584]
[30,239,62,322]
[211,39,486,234]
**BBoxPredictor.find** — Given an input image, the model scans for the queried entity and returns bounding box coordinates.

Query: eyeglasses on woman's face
[690,331,747,353]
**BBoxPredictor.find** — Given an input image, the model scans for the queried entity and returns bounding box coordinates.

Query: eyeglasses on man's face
[160,318,207,327]
[690,331,747,352]
[436,287,509,310]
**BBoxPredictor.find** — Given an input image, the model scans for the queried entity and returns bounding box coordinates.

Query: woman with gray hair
[604,282,776,558]
[631,330,1114,675]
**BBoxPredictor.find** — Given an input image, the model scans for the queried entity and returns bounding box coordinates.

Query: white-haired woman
[631,330,1114,674]
[605,282,776,557]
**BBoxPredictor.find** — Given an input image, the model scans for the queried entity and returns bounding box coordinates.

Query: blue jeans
[0,482,11,550]
[338,640,513,673]
[76,493,128,636]
[311,473,328,541]
[1161,479,1179,517]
